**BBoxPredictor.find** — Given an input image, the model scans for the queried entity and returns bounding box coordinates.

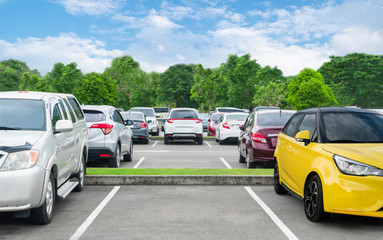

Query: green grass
[86,168,273,176]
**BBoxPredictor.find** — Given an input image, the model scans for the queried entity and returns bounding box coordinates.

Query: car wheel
[246,150,256,168]
[239,146,246,163]
[74,153,86,192]
[197,136,203,145]
[30,172,55,224]
[304,175,330,222]
[274,160,287,194]
[108,144,121,168]
[143,139,149,144]
[218,137,225,145]
[164,135,170,145]
[123,142,133,162]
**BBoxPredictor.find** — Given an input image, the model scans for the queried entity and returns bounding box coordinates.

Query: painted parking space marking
[133,157,145,168]
[152,141,159,147]
[70,186,120,240]
[206,141,212,148]
[219,157,232,169]
[244,187,299,240]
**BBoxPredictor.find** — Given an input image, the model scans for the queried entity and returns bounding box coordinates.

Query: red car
[238,110,295,168]
[208,113,224,136]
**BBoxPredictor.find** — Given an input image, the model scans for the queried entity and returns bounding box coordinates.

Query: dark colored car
[121,111,149,144]
[198,113,210,131]
[238,110,295,168]
[161,113,169,131]
[208,113,224,136]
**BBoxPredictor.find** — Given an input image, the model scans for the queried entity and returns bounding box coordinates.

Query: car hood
[0,131,45,152]
[323,144,383,168]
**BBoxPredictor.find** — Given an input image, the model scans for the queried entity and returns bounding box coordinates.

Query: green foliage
[75,72,116,105]
[19,72,45,91]
[255,66,284,86]
[287,68,337,110]
[318,53,383,108]
[190,64,217,112]
[45,62,83,93]
[157,64,198,108]
[253,80,289,108]
[0,59,34,91]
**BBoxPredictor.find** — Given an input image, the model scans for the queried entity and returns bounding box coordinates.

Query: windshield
[257,112,294,127]
[323,112,383,143]
[131,108,155,117]
[211,114,223,121]
[170,110,198,119]
[0,99,46,131]
[226,114,248,121]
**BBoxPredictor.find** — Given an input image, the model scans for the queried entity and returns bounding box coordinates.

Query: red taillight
[167,119,174,123]
[195,119,201,123]
[252,132,267,143]
[222,122,230,129]
[100,154,111,157]
[140,122,147,128]
[90,123,113,135]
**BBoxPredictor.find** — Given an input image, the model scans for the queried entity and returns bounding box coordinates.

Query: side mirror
[295,130,310,146]
[208,119,211,122]
[148,120,152,123]
[239,124,244,131]
[55,120,73,133]
[125,119,134,126]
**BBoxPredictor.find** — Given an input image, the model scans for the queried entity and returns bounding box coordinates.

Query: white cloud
[0,33,123,74]
[58,0,122,15]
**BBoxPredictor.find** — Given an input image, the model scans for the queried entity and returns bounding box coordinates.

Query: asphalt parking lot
[2,139,383,239]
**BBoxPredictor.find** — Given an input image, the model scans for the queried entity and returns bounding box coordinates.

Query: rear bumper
[88,147,115,159]
[166,133,202,140]
[249,143,275,164]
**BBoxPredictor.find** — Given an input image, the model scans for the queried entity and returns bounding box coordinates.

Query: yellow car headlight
[333,154,383,176]
[0,150,39,171]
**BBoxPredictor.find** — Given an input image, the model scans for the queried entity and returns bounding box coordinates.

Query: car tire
[197,136,203,145]
[123,142,133,162]
[304,175,330,222]
[143,139,149,144]
[218,138,224,145]
[74,154,86,192]
[164,135,170,145]
[239,147,246,163]
[30,172,55,225]
[246,150,256,169]
[274,160,287,195]
[108,144,121,168]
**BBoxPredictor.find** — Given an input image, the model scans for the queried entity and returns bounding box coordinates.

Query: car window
[226,114,248,121]
[63,99,76,123]
[131,108,155,117]
[121,112,144,121]
[257,112,294,127]
[83,110,106,122]
[283,114,303,137]
[0,99,46,131]
[58,99,68,120]
[298,114,317,141]
[67,97,84,120]
[247,114,254,129]
[112,110,124,124]
[51,104,63,131]
[170,110,198,119]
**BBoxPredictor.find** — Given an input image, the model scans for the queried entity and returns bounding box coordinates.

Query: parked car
[215,112,249,144]
[83,105,133,168]
[208,113,224,136]
[0,91,88,224]
[164,108,203,144]
[238,110,295,168]
[274,107,383,221]
[120,111,149,144]
[198,113,210,131]
[161,112,169,131]
[130,107,159,136]
[214,107,246,113]
[254,106,280,111]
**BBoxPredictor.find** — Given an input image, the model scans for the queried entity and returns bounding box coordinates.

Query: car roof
[299,107,376,114]
[0,91,73,101]
[170,108,197,111]
[256,109,296,115]
[223,112,249,115]
[130,107,154,110]
[82,105,115,113]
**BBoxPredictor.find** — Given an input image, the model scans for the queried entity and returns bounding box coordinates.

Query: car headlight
[1,150,39,171]
[333,154,383,176]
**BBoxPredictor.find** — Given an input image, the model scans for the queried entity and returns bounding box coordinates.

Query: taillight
[140,122,147,128]
[90,123,113,135]
[195,119,202,123]
[222,122,230,129]
[252,132,267,143]
[167,119,174,123]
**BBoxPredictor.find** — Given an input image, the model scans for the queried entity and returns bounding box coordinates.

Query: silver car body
[0,91,88,216]
[129,107,159,135]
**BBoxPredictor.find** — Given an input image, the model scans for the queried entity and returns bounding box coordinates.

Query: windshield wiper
[0,126,22,130]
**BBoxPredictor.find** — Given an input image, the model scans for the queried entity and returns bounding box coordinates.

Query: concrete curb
[85,175,273,185]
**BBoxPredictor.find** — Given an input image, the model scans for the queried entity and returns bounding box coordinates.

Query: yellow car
[274,107,383,221]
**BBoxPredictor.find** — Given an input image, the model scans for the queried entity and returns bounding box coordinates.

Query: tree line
[1,52,382,111]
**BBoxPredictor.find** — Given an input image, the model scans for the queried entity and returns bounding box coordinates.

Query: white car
[164,108,203,144]
[215,112,249,144]
[129,107,159,136]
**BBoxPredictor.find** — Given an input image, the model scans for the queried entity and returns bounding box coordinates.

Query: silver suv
[83,105,133,168]
[0,91,88,224]
[129,107,159,136]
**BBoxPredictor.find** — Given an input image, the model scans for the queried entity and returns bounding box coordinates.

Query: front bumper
[0,166,46,212]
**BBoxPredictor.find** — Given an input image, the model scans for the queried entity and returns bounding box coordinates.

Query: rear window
[170,110,198,119]
[130,108,155,117]
[0,99,46,131]
[257,112,294,127]
[121,112,144,120]
[226,114,248,121]
[83,110,106,122]
[211,114,224,121]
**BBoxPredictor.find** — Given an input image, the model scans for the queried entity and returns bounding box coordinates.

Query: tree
[19,72,45,91]
[253,80,289,108]
[0,59,35,91]
[75,73,116,105]
[220,54,261,109]
[255,65,284,86]
[287,68,337,110]
[45,62,83,93]
[157,64,197,108]
[318,53,383,108]
[190,64,218,112]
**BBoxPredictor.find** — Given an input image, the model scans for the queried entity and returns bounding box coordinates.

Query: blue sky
[0,0,382,76]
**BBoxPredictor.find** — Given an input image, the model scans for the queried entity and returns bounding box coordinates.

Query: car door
[112,110,131,154]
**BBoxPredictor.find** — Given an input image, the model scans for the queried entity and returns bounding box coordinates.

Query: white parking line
[206,141,212,148]
[152,141,158,147]
[244,187,299,240]
[219,157,232,169]
[69,186,120,240]
[133,157,145,168]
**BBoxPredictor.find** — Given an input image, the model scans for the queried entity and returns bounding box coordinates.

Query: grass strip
[86,168,273,176]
